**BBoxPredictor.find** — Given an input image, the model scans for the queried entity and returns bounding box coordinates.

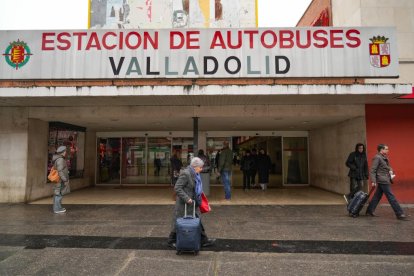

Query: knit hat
[56,146,67,154]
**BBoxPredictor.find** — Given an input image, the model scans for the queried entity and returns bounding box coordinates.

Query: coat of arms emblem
[369,36,390,68]
[2,39,32,70]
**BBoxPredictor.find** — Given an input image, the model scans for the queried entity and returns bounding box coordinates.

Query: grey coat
[173,167,200,221]
[52,154,69,183]
[370,153,393,185]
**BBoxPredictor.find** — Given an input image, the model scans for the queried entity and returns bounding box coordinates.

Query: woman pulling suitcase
[167,157,215,251]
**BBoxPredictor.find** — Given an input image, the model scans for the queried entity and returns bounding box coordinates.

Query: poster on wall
[89,0,256,29]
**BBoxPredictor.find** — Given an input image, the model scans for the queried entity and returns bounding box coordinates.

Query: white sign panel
[0,27,398,79]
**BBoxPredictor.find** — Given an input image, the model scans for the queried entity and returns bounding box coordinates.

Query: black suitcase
[347,187,375,217]
[175,202,201,255]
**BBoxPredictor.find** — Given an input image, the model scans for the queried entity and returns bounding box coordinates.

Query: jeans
[53,182,64,212]
[221,170,232,199]
[366,184,404,216]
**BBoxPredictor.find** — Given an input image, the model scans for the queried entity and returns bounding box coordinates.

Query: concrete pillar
[0,107,29,203]
[193,117,198,155]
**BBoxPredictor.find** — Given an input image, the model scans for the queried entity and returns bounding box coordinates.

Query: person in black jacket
[257,149,272,190]
[344,143,369,203]
[240,150,254,191]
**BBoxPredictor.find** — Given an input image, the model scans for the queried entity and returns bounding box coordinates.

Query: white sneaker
[54,208,66,214]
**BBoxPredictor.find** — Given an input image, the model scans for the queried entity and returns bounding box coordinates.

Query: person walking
[344,143,369,204]
[257,149,272,190]
[240,150,253,191]
[167,157,215,249]
[170,152,183,186]
[217,141,233,200]
[52,146,69,214]
[365,144,408,220]
[250,148,258,188]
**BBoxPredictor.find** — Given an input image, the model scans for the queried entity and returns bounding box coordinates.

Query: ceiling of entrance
[2,94,413,131]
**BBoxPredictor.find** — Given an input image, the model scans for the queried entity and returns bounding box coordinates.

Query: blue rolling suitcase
[175,202,201,255]
[347,187,375,218]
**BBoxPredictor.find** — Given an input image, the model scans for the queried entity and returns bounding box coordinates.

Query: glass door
[147,137,171,184]
[283,137,309,185]
[97,138,121,184]
[122,137,146,184]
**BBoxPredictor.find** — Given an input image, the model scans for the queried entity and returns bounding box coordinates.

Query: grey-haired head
[190,157,204,168]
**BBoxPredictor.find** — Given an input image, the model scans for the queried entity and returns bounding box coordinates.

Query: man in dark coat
[167,157,215,249]
[344,143,369,203]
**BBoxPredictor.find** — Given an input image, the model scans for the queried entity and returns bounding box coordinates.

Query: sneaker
[343,195,349,204]
[54,208,66,214]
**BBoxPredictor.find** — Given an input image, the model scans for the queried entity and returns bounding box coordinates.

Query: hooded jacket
[52,154,69,183]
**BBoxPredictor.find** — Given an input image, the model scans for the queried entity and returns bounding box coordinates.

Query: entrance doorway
[96,133,308,186]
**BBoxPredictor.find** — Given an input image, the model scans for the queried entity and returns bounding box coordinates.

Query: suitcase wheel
[176,251,182,255]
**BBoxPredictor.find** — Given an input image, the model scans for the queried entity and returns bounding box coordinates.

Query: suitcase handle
[184,201,196,218]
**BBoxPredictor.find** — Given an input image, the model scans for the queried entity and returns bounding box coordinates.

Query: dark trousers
[347,178,364,199]
[250,170,257,185]
[366,184,404,216]
[242,170,251,190]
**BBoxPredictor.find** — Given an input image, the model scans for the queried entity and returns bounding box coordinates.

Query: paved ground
[0,203,413,275]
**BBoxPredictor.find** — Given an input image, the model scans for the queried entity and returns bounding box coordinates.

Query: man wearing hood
[344,143,368,203]
[52,145,70,214]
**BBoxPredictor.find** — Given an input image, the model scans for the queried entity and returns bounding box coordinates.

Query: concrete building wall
[0,108,29,202]
[25,119,49,201]
[309,116,367,194]
[332,0,414,85]
[0,110,96,203]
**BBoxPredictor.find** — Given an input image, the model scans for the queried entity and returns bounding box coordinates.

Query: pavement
[0,203,413,275]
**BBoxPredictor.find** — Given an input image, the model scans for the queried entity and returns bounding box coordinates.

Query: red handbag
[200,192,211,213]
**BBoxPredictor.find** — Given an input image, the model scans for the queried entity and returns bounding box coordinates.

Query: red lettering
[57,32,71,50]
[330,29,344,48]
[210,31,226,49]
[296,30,311,49]
[244,30,259,48]
[186,31,200,49]
[102,32,117,50]
[260,30,277,49]
[72,32,87,50]
[279,30,294,48]
[227,30,242,49]
[313,30,328,48]
[42,32,55,50]
[346,29,361,48]
[125,32,141,49]
[170,31,185,49]
[144,31,158,49]
[118,32,124,50]
[86,32,101,50]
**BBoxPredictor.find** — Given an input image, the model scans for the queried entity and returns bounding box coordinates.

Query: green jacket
[218,148,232,172]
